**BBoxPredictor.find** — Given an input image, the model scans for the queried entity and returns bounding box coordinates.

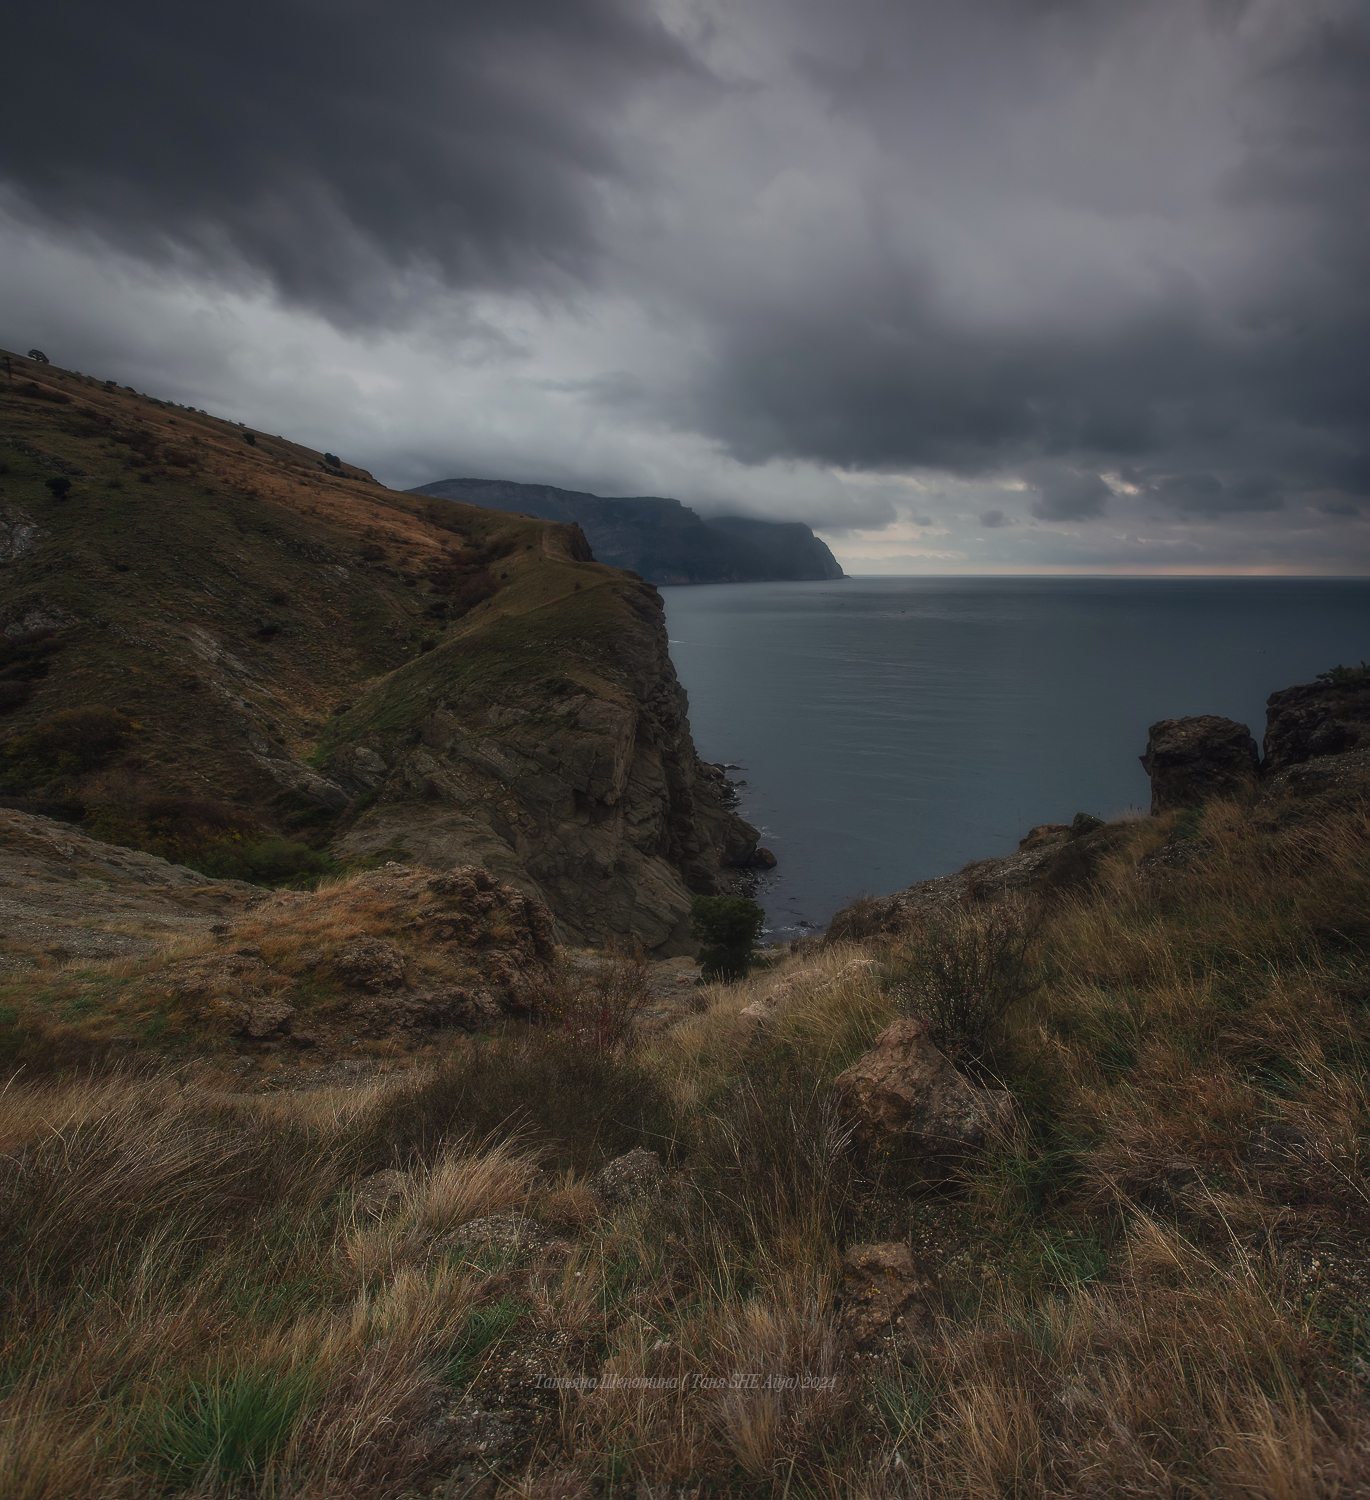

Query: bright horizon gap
[829,569,1370,580]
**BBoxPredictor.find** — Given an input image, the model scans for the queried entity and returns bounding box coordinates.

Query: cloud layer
[3,0,1367,571]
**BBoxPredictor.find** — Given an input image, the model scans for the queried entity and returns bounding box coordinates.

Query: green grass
[445,1297,528,1389]
[147,1365,317,1490]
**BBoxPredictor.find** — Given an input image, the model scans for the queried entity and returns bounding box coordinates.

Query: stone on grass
[331,936,407,991]
[838,1242,937,1353]
[834,1018,1015,1168]
[355,1168,407,1217]
[591,1148,664,1206]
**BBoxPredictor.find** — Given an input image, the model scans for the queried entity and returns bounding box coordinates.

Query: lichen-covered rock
[838,1242,937,1353]
[330,936,407,991]
[436,1212,551,1253]
[591,1148,664,1206]
[354,1168,408,1217]
[1139,715,1260,814]
[347,986,501,1037]
[1018,823,1070,851]
[834,1019,1015,1166]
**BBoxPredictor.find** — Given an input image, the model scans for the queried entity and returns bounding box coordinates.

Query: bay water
[660,577,1370,937]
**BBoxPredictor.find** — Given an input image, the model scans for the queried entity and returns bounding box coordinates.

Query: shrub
[533,947,654,1052]
[0,680,33,715]
[1316,661,1370,688]
[884,901,1040,1070]
[4,706,133,778]
[44,476,72,499]
[323,452,341,467]
[690,893,765,980]
[448,569,498,618]
[691,1046,854,1251]
[192,836,334,887]
[824,893,894,945]
[242,431,256,445]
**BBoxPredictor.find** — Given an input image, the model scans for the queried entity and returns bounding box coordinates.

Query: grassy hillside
[0,349,753,941]
[2,756,1366,1496]
[0,350,522,846]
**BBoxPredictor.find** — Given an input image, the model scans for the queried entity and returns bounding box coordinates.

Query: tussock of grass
[2,787,1369,1495]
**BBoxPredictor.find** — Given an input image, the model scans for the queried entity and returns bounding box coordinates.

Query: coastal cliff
[320,524,764,952]
[0,350,758,952]
[411,476,845,585]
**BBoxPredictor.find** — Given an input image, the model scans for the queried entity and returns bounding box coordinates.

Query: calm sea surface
[660,577,1370,937]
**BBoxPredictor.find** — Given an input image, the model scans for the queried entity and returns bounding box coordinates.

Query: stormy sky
[3,0,1367,573]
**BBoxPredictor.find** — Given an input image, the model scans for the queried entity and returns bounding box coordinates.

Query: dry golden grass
[1,787,1367,1497]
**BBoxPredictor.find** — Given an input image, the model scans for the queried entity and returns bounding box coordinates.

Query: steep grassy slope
[0,350,755,947]
[1,756,1365,1498]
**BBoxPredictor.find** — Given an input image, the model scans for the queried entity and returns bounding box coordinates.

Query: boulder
[838,1242,937,1352]
[1139,716,1260,814]
[834,1018,1015,1167]
[1069,812,1105,838]
[331,936,407,991]
[1263,675,1370,771]
[591,1148,664,1206]
[435,1212,551,1254]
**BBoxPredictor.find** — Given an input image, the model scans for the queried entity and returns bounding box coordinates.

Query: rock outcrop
[326,544,762,955]
[1139,715,1261,814]
[0,354,759,959]
[1264,672,1370,771]
[834,1018,1015,1169]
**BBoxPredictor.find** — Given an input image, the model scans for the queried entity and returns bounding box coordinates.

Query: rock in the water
[591,1148,664,1205]
[838,1242,936,1352]
[834,1019,1015,1167]
[1263,674,1370,771]
[1139,715,1261,814]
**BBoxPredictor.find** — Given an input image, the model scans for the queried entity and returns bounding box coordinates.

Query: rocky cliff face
[323,527,763,954]
[411,477,845,585]
[1264,670,1370,770]
[0,349,759,955]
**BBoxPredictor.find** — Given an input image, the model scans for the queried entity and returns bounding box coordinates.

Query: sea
[660,576,1370,938]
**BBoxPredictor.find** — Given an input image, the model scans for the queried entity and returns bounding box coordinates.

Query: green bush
[2,706,134,781]
[885,903,1040,1071]
[191,836,334,887]
[1316,661,1370,688]
[689,893,764,980]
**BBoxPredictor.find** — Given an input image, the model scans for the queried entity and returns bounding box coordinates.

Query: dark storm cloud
[2,0,691,317]
[3,0,1368,566]
[675,0,1370,525]
[1028,469,1110,522]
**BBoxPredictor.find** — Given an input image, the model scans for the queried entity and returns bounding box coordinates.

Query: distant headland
[410,477,844,586]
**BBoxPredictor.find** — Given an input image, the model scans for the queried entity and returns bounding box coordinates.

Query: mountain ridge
[0,349,760,951]
[411,476,845,586]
